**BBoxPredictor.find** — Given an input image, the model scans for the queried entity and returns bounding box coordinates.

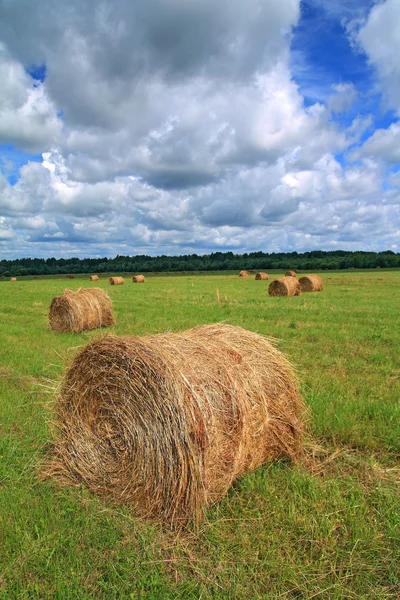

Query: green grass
[0,271,399,599]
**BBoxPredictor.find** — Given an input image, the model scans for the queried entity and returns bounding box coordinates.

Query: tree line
[0,250,399,277]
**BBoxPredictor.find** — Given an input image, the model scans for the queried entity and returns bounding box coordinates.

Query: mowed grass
[0,271,399,599]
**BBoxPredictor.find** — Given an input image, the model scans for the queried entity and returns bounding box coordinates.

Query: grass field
[0,271,399,599]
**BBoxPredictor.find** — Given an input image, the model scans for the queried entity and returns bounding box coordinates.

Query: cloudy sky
[0,0,399,259]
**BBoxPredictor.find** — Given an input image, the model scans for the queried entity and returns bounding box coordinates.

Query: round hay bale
[255,272,269,280]
[132,274,145,283]
[268,277,301,297]
[298,274,323,293]
[10,277,17,281]
[89,275,99,281]
[239,270,250,277]
[44,324,304,526]
[285,270,296,277]
[109,276,124,285]
[49,288,115,333]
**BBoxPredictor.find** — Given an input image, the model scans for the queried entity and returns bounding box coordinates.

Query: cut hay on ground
[132,275,145,283]
[239,270,250,277]
[10,277,17,281]
[44,324,304,527]
[89,275,99,281]
[49,288,115,333]
[255,272,269,280]
[299,274,323,292]
[109,276,124,285]
[285,270,296,277]
[268,277,301,297]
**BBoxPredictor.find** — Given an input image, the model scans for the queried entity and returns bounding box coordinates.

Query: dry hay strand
[268,277,301,297]
[109,276,124,285]
[43,323,305,527]
[255,272,269,280]
[10,277,17,281]
[239,270,250,277]
[49,288,115,333]
[132,275,145,283]
[285,270,297,277]
[89,275,99,281]
[299,274,323,292]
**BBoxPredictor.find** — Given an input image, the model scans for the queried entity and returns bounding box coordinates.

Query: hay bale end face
[44,324,304,526]
[255,272,269,280]
[239,270,250,277]
[89,275,99,281]
[109,276,124,285]
[10,277,17,281]
[268,277,301,297]
[49,288,115,333]
[285,270,297,277]
[132,274,145,283]
[299,274,323,292]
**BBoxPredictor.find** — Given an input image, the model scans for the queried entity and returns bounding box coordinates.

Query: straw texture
[89,275,99,281]
[299,275,323,292]
[285,270,296,277]
[239,270,250,277]
[109,276,124,285]
[132,275,145,283]
[49,288,115,333]
[255,272,269,280]
[268,277,301,297]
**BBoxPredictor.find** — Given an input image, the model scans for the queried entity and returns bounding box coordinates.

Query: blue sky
[0,0,399,258]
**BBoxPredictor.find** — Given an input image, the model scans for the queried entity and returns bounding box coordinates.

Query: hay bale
[239,270,250,277]
[132,275,145,283]
[109,276,124,285]
[255,272,269,280]
[49,288,115,333]
[285,270,296,277]
[268,277,301,297]
[89,275,99,281]
[298,274,323,292]
[10,277,17,281]
[43,324,304,526]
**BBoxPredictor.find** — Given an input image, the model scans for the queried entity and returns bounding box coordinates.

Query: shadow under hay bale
[109,276,124,285]
[89,275,99,281]
[299,274,323,292]
[285,270,296,277]
[255,272,269,280]
[132,275,145,283]
[49,288,115,333]
[268,277,301,297]
[239,270,250,277]
[43,324,305,527]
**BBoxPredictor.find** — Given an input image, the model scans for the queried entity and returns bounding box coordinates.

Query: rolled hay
[43,323,304,526]
[255,272,269,280]
[239,270,250,277]
[299,274,323,292]
[132,274,145,283]
[49,288,115,333]
[10,277,17,281]
[285,270,296,277]
[268,277,301,297]
[89,275,99,281]
[109,276,124,285]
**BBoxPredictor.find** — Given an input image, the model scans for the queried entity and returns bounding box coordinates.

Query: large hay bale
[89,275,99,281]
[298,274,323,292]
[239,270,250,277]
[10,277,17,281]
[268,277,301,297]
[255,272,269,280]
[132,274,145,283]
[49,288,115,333]
[285,270,296,277]
[44,324,304,526]
[109,276,124,285]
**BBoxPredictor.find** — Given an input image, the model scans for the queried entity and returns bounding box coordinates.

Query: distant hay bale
[268,277,301,297]
[10,277,17,281]
[132,275,145,283]
[299,275,323,292]
[43,323,304,526]
[239,270,250,277]
[49,288,115,333]
[255,272,269,280]
[285,270,296,277]
[89,275,99,281]
[109,276,124,285]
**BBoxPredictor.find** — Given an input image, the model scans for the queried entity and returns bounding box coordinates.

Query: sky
[0,0,399,259]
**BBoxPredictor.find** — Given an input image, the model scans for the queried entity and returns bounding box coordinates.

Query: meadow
[0,270,399,599]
